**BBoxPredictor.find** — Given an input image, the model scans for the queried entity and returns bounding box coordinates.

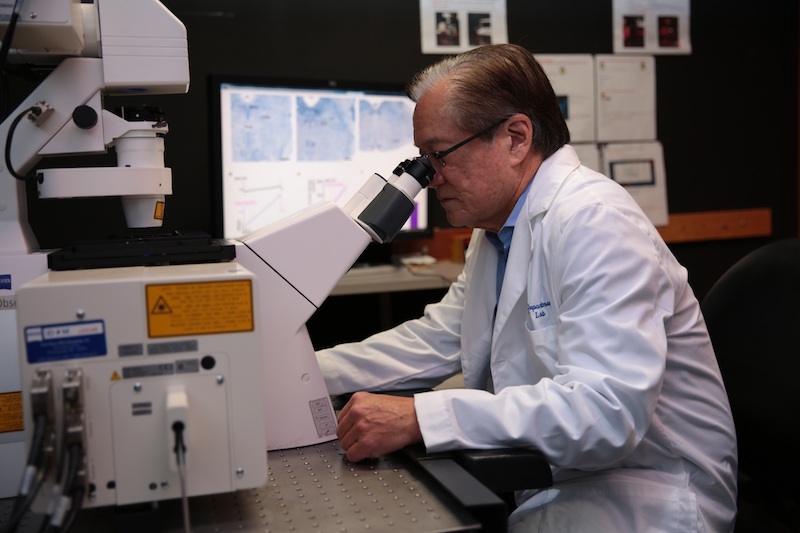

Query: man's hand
[336,392,423,462]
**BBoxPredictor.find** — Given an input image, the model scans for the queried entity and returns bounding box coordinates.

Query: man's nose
[428,171,445,188]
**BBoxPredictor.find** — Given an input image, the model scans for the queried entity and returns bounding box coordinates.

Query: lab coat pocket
[510,474,698,533]
[524,323,559,377]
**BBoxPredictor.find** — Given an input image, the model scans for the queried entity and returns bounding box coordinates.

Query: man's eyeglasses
[424,117,509,168]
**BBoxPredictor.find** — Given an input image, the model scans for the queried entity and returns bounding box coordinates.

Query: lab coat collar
[460,146,581,388]
[492,145,580,337]
[524,144,582,220]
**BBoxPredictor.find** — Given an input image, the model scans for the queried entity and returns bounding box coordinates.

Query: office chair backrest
[702,238,800,502]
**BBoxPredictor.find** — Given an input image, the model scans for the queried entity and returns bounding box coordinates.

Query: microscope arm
[235,157,435,450]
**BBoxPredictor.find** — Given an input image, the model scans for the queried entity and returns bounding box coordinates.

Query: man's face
[413,83,519,232]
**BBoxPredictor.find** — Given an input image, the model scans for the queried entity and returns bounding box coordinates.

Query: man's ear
[506,114,533,165]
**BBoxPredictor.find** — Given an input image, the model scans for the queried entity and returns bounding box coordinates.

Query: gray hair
[407,44,570,158]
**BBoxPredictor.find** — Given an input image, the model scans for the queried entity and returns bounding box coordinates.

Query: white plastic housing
[16,263,267,508]
[236,203,372,450]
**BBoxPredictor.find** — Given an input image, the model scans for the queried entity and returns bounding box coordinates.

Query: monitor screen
[209,75,431,243]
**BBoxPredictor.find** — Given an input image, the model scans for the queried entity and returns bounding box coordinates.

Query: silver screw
[76,309,85,319]
[236,468,244,477]
[216,375,224,385]
[134,382,142,392]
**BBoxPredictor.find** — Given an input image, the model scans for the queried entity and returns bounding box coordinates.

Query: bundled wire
[35,401,70,533]
[37,370,86,533]
[38,442,83,533]
[0,412,51,533]
[55,485,83,533]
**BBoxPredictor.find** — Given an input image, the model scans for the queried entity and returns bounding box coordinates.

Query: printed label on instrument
[0,296,15,310]
[132,401,153,416]
[0,392,24,433]
[25,320,107,363]
[118,343,144,357]
[309,397,336,437]
[146,280,254,338]
[122,362,174,379]
[147,340,198,355]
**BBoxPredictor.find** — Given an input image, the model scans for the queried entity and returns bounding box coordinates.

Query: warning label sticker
[153,201,165,221]
[0,392,24,433]
[146,279,254,338]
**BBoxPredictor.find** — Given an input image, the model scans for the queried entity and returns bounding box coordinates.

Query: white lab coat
[317,146,737,532]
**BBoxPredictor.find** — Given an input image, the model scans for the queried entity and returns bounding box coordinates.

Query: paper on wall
[537,54,596,143]
[601,141,669,226]
[595,54,656,143]
[419,0,508,54]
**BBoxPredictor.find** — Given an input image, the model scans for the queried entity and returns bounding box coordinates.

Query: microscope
[0,0,434,529]
[0,0,190,504]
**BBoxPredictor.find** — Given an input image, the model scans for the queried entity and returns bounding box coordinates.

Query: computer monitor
[208,75,432,252]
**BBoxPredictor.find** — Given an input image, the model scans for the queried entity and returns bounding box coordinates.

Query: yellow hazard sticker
[146,279,254,338]
[153,201,165,220]
[0,392,24,433]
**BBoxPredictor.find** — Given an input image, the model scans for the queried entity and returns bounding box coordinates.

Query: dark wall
[22,0,799,303]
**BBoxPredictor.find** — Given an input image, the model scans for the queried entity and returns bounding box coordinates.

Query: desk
[332,261,463,296]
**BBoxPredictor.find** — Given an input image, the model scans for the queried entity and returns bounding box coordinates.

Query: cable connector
[167,387,192,533]
[30,369,57,464]
[62,369,87,490]
[166,387,189,472]
[62,369,86,448]
[26,101,54,126]
[30,369,54,419]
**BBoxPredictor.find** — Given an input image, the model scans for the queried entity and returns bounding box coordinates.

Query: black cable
[26,413,48,470]
[4,104,40,182]
[38,443,82,533]
[172,421,191,533]
[56,485,83,533]
[6,412,46,512]
[55,444,82,533]
[0,475,46,533]
[172,421,186,457]
[61,444,80,503]
[0,0,23,119]
[35,409,72,533]
[0,413,49,533]
[0,1,23,113]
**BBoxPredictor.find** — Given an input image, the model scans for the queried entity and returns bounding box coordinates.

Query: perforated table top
[2,441,480,532]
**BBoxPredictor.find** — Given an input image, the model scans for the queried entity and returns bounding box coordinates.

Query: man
[317,44,737,531]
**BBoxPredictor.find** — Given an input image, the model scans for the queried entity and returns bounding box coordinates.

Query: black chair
[702,239,800,532]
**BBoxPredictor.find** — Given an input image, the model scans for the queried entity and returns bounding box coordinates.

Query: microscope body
[2,0,434,511]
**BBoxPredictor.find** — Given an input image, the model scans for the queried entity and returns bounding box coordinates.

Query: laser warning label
[0,392,24,433]
[146,279,254,338]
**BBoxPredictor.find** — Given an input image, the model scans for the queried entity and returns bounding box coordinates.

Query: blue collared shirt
[485,179,533,299]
